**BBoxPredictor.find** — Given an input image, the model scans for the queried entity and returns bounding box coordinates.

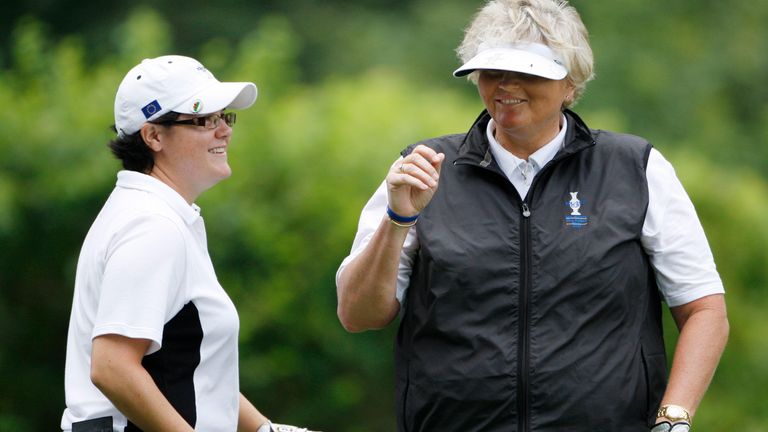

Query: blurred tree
[662,150,768,431]
[1,1,767,431]
[576,0,768,172]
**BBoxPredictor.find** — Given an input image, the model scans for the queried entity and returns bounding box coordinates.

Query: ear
[140,123,165,152]
[562,80,576,107]
[565,79,576,98]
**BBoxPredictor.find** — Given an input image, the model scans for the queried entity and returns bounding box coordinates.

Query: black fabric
[395,110,667,432]
[125,302,203,432]
[71,416,112,432]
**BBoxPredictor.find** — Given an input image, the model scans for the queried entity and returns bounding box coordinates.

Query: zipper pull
[521,203,531,217]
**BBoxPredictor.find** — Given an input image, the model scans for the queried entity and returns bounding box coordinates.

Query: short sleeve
[93,214,187,354]
[642,149,725,306]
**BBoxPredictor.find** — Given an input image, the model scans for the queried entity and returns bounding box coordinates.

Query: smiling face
[143,111,233,203]
[477,69,573,157]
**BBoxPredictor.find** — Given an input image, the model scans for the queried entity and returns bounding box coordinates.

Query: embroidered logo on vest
[564,191,589,228]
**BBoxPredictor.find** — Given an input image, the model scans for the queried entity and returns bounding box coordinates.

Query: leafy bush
[1,5,767,431]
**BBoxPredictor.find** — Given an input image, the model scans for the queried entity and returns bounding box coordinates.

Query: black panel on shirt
[126,302,203,431]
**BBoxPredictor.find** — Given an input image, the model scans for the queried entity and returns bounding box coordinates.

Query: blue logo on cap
[141,100,162,119]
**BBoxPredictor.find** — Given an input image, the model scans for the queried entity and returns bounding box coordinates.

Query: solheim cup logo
[564,191,588,228]
[568,192,581,215]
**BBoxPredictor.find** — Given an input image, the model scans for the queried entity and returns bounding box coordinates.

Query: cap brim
[453,47,567,80]
[174,81,258,115]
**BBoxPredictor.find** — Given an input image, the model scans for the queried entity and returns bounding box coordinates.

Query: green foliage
[577,0,768,171]
[1,2,767,431]
[655,152,768,430]
[200,30,477,431]
[677,152,768,429]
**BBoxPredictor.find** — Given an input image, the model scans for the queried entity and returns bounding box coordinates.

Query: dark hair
[108,111,180,173]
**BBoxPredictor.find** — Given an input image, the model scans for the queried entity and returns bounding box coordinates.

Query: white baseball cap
[114,55,258,137]
[453,42,568,80]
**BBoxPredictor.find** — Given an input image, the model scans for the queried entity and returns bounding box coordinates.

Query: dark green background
[1,1,766,430]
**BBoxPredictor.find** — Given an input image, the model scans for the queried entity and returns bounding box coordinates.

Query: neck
[493,114,564,160]
[149,166,198,204]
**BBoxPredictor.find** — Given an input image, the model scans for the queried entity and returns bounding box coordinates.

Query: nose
[499,71,523,88]
[214,118,232,139]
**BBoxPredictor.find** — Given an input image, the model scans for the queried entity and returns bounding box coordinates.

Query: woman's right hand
[386,145,445,218]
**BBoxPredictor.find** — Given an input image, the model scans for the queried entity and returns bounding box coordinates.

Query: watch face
[660,405,691,422]
[666,405,685,419]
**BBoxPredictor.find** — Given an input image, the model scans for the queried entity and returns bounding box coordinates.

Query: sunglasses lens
[197,112,236,129]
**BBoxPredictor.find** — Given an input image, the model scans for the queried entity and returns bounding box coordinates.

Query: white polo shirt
[337,117,724,307]
[61,171,240,432]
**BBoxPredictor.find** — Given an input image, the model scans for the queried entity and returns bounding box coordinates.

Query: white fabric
[114,55,257,136]
[270,422,315,432]
[486,116,567,199]
[453,42,568,79]
[62,171,240,432]
[336,120,724,307]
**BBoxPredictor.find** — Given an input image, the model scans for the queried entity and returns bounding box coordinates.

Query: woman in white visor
[336,1,728,431]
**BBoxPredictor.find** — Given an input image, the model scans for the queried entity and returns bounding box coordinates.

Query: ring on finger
[399,163,406,173]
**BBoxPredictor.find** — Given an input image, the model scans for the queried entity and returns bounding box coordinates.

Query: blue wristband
[386,206,419,223]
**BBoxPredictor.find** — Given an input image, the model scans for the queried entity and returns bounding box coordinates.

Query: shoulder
[567,110,651,155]
[401,133,467,158]
[592,129,651,149]
[111,184,188,226]
[96,189,188,252]
[589,129,653,166]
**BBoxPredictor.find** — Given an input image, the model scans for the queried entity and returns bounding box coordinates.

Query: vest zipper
[451,117,595,430]
[518,201,532,432]
[521,203,531,217]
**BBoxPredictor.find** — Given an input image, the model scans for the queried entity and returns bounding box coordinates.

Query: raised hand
[385,144,445,219]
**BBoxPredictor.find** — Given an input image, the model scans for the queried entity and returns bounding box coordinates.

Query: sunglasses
[158,112,237,129]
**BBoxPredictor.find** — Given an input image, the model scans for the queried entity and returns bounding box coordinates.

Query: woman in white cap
[61,56,315,432]
[336,1,728,431]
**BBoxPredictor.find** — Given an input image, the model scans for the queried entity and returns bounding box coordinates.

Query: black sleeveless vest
[395,110,667,432]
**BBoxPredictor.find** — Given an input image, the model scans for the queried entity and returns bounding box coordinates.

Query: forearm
[238,394,269,432]
[93,358,193,431]
[338,145,443,332]
[337,216,408,332]
[658,295,729,420]
[91,335,194,431]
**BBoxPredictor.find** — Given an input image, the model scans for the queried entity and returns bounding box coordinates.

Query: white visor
[454,42,568,80]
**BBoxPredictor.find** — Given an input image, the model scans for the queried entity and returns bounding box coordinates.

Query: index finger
[411,144,445,167]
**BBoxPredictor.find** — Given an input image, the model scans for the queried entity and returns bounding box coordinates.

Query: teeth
[501,99,524,105]
[209,147,226,154]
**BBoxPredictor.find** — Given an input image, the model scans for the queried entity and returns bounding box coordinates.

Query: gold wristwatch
[657,404,692,424]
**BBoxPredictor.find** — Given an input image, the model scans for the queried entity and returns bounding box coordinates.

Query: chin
[206,168,233,190]
[216,164,233,179]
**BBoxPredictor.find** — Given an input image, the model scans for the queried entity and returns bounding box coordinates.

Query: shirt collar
[115,170,202,225]
[486,114,568,177]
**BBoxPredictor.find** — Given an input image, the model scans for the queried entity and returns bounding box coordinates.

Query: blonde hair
[457,0,594,107]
